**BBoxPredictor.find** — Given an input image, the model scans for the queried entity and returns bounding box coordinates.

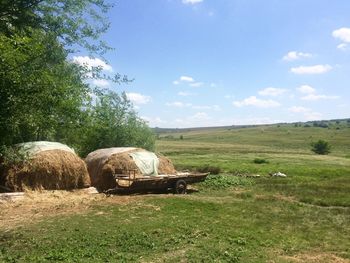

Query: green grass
[157,124,350,207]
[1,191,349,262]
[0,123,349,262]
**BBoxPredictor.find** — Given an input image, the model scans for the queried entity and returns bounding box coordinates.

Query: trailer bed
[105,172,209,194]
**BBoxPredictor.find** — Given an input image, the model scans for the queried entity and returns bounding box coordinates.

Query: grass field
[1,122,350,262]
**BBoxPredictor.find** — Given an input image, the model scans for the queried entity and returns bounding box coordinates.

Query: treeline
[0,0,154,157]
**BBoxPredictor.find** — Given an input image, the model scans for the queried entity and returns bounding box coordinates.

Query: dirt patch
[280,252,350,263]
[142,248,188,263]
[0,189,142,231]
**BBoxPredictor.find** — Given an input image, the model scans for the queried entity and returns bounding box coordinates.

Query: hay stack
[157,154,177,175]
[0,142,90,192]
[85,147,177,191]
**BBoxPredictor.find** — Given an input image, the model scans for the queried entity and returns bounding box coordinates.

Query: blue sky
[73,0,350,128]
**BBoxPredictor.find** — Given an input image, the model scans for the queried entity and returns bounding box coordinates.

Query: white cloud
[72,56,113,72]
[92,79,110,87]
[296,85,339,101]
[142,116,166,127]
[191,112,209,120]
[173,75,197,85]
[337,43,348,51]
[290,64,332,74]
[182,0,203,5]
[304,111,323,121]
[189,82,204,88]
[258,87,287,97]
[301,94,339,101]
[180,76,194,82]
[288,106,323,121]
[288,106,310,113]
[126,93,151,105]
[192,105,221,111]
[166,101,220,111]
[332,27,350,43]
[283,51,312,61]
[233,96,280,108]
[170,112,213,128]
[173,76,207,88]
[178,91,194,96]
[297,85,316,94]
[166,101,192,108]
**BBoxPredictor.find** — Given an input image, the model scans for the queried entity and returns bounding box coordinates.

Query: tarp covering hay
[85,147,177,191]
[0,142,91,192]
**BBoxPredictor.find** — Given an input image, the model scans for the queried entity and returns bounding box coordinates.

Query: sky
[72,0,350,128]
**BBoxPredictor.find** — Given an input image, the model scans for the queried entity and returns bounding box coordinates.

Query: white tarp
[15,141,75,157]
[129,151,159,176]
[85,147,160,176]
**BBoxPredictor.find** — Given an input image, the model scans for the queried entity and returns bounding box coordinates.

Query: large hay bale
[85,147,177,191]
[157,154,177,175]
[0,142,90,192]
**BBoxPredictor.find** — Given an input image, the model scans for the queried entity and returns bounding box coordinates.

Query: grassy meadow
[1,121,350,262]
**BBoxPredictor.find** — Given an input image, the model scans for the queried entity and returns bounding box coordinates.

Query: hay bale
[85,148,177,191]
[0,145,90,192]
[157,155,177,174]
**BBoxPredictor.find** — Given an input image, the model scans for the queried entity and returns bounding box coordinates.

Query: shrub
[253,158,269,164]
[196,164,221,175]
[311,140,331,155]
[0,145,29,166]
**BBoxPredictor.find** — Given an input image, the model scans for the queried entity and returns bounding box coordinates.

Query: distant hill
[153,118,350,134]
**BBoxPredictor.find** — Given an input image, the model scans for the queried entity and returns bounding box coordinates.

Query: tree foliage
[311,140,331,155]
[77,90,155,156]
[0,0,112,55]
[0,29,89,146]
[0,0,155,156]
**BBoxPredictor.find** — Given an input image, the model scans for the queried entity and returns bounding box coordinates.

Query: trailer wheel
[174,179,187,194]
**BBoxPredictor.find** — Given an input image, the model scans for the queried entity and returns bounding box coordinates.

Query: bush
[77,91,155,156]
[196,164,221,175]
[311,140,331,155]
[253,158,269,164]
[0,145,29,166]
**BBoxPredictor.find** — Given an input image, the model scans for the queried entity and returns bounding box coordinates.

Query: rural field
[1,121,350,262]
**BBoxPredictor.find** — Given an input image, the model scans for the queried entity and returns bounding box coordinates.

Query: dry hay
[280,252,349,263]
[86,148,177,191]
[0,150,90,192]
[157,154,177,174]
[0,189,142,231]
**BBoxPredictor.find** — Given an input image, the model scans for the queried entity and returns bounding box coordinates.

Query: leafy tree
[0,0,112,55]
[77,90,155,157]
[0,0,155,156]
[311,140,331,155]
[0,29,89,146]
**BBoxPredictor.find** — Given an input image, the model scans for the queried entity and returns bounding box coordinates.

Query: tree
[311,140,331,155]
[0,29,89,146]
[0,0,112,55]
[0,0,155,155]
[77,90,155,157]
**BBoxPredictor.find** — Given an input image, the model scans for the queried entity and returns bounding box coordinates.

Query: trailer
[105,170,209,195]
